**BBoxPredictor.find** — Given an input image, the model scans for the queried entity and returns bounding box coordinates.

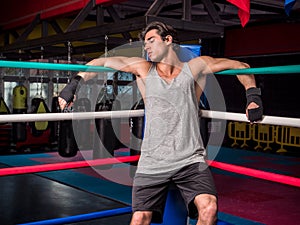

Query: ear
[164,35,173,44]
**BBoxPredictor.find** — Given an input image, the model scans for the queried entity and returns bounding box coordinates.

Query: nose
[144,41,150,51]
[144,43,150,51]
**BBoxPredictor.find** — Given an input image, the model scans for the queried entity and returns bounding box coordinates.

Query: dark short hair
[139,21,179,44]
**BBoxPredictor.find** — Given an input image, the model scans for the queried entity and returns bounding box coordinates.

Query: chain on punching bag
[93,99,121,169]
[129,99,145,177]
[58,42,79,157]
[50,73,60,144]
[12,85,28,142]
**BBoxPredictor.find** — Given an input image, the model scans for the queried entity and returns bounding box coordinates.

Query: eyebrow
[144,36,154,43]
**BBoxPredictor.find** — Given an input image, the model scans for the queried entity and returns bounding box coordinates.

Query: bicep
[104,57,149,75]
[198,56,249,74]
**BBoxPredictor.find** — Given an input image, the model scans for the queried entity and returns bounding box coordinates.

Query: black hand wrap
[59,75,83,104]
[246,87,263,122]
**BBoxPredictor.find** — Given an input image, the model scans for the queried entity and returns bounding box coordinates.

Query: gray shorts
[132,162,217,223]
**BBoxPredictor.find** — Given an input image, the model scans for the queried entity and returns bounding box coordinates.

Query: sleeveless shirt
[135,62,206,176]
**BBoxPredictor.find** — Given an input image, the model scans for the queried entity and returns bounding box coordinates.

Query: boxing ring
[0,60,299,225]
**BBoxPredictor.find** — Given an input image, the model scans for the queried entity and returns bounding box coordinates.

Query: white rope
[0,110,299,128]
[0,110,144,122]
[201,110,300,128]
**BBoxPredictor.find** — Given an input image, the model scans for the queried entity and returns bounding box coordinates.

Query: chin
[149,57,160,62]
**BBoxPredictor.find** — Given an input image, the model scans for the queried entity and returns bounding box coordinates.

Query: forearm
[77,58,107,81]
[236,74,257,90]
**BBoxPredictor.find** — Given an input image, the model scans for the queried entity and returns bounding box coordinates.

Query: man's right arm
[58,56,148,109]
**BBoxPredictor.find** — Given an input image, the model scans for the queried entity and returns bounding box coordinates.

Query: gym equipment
[73,97,92,149]
[12,85,27,142]
[129,99,145,177]
[93,98,121,169]
[30,97,50,136]
[58,106,79,157]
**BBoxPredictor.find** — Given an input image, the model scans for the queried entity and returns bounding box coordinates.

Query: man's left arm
[236,74,263,122]
[194,56,263,122]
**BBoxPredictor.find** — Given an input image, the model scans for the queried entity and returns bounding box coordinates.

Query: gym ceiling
[0,0,299,61]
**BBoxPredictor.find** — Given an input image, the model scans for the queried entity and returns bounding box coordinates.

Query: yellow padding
[0,98,9,114]
[34,101,48,131]
[13,86,27,109]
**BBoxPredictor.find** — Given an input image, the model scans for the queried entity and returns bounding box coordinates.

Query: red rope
[0,155,140,176]
[207,160,300,188]
[0,155,299,188]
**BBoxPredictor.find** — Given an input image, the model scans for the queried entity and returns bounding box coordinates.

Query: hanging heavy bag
[93,99,121,169]
[0,96,10,125]
[129,100,145,177]
[73,97,92,149]
[57,76,84,158]
[12,85,27,142]
[58,106,79,157]
[30,97,50,136]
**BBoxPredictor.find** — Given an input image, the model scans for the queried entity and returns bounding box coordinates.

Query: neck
[156,51,183,75]
[156,62,183,77]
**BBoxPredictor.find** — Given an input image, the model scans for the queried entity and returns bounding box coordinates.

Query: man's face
[144,29,167,62]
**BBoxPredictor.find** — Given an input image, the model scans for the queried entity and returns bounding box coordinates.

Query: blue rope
[17,206,132,225]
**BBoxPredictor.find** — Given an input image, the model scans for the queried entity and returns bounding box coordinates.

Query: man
[58,21,263,225]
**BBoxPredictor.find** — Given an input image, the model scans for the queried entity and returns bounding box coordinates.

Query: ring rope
[215,64,300,75]
[0,110,299,128]
[206,160,300,188]
[0,110,145,122]
[0,155,140,176]
[0,155,299,188]
[0,60,115,72]
[0,60,299,74]
[17,207,132,225]
[201,110,300,128]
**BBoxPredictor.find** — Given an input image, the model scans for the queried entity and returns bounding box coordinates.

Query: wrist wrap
[246,87,263,122]
[59,75,83,104]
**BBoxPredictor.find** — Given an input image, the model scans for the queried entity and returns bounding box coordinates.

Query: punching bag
[58,106,78,157]
[73,98,92,149]
[12,85,27,142]
[93,99,121,169]
[0,96,10,124]
[0,96,10,114]
[30,97,50,136]
[129,100,145,177]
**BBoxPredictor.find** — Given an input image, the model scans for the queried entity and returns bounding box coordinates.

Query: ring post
[151,187,188,225]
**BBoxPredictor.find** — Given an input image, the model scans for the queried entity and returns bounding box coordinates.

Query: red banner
[0,0,127,30]
[227,0,250,27]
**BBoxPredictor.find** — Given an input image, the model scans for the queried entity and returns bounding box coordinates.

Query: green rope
[216,65,300,75]
[0,60,115,73]
[0,60,299,75]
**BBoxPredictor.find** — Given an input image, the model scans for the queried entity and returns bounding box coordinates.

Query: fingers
[246,102,263,123]
[58,96,76,111]
[58,97,67,110]
[247,102,259,110]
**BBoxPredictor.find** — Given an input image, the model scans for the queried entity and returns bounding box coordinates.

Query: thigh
[172,162,217,219]
[132,174,170,224]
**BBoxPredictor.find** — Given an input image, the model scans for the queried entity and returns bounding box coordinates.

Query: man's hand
[58,75,82,110]
[58,96,75,110]
[246,87,263,122]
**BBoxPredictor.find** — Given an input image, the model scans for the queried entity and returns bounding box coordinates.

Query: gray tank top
[136,63,206,176]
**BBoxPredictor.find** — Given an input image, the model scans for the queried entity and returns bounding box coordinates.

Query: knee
[130,211,152,225]
[201,200,217,218]
[195,194,218,223]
